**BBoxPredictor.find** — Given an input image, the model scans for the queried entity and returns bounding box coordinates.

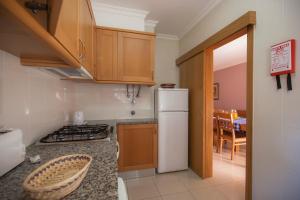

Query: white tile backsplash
[72,83,155,120]
[0,50,73,146]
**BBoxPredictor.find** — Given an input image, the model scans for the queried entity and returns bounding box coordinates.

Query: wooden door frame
[176,11,256,200]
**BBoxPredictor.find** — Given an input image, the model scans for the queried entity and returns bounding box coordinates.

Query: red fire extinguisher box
[271,39,296,76]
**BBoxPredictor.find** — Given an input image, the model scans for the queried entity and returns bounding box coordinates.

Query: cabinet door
[118,32,155,83]
[48,0,79,60]
[79,0,94,76]
[95,29,118,81]
[118,124,158,171]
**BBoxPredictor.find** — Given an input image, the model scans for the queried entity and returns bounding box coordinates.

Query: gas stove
[39,124,113,143]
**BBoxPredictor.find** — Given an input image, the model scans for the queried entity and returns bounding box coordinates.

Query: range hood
[43,66,93,79]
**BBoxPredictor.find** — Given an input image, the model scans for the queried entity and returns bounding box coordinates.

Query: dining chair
[213,110,230,153]
[213,112,220,152]
[217,112,246,160]
[237,110,247,118]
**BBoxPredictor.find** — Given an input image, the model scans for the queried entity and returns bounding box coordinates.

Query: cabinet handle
[79,39,84,61]
[116,141,120,160]
[82,42,86,62]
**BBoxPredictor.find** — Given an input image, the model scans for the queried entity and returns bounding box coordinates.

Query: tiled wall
[0,50,74,146]
[72,83,155,120]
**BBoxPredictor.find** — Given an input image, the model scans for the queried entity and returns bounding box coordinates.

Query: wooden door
[118,124,158,171]
[117,32,154,83]
[179,52,213,177]
[48,0,80,60]
[95,29,118,81]
[79,0,94,76]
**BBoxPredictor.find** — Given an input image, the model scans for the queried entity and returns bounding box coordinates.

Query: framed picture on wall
[213,83,219,100]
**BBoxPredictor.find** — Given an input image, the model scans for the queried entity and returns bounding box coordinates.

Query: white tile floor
[125,148,246,200]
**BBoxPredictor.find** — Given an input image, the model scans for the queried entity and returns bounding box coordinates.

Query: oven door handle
[116,141,120,160]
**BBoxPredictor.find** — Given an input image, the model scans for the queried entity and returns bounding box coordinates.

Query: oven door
[118,177,128,200]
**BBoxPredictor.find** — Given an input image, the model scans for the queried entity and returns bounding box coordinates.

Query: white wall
[179,0,300,199]
[0,50,73,146]
[92,1,147,31]
[155,38,179,87]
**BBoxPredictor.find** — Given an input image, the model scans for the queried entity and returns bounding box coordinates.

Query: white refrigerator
[156,88,188,173]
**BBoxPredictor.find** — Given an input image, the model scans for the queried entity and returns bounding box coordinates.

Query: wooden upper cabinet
[49,0,80,60]
[95,27,155,85]
[118,32,155,83]
[95,29,118,81]
[18,0,48,29]
[79,0,94,76]
[118,123,158,172]
[48,0,94,75]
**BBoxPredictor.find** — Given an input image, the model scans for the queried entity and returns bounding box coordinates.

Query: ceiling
[93,0,221,37]
[213,34,247,71]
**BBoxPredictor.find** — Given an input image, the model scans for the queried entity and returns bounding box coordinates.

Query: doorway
[212,33,247,199]
[176,12,255,200]
[205,26,253,200]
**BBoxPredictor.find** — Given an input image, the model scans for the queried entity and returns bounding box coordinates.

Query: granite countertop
[0,118,158,200]
[0,120,118,200]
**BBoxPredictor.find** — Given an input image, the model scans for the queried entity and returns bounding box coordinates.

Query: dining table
[233,117,247,132]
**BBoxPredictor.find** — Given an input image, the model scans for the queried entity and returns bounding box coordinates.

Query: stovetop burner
[40,124,112,143]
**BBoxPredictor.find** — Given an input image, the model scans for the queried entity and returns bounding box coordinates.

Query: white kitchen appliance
[43,66,93,79]
[118,177,128,200]
[157,88,188,173]
[0,129,26,176]
[117,141,128,200]
[73,111,85,125]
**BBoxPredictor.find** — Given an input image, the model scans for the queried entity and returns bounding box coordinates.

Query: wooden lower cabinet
[117,123,157,172]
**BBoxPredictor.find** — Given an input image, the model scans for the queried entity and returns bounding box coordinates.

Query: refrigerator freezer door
[158,89,188,112]
[158,111,188,173]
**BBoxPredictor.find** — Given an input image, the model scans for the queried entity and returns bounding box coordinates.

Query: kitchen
[0,0,182,199]
[2,0,300,200]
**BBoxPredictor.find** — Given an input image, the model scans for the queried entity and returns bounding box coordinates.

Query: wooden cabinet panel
[48,0,95,75]
[95,28,155,85]
[79,0,94,76]
[117,32,155,82]
[0,0,81,67]
[179,53,205,177]
[49,0,79,60]
[18,0,48,29]
[118,124,157,171]
[95,29,118,81]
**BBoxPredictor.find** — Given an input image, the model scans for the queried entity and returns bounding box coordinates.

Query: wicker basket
[23,154,92,200]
